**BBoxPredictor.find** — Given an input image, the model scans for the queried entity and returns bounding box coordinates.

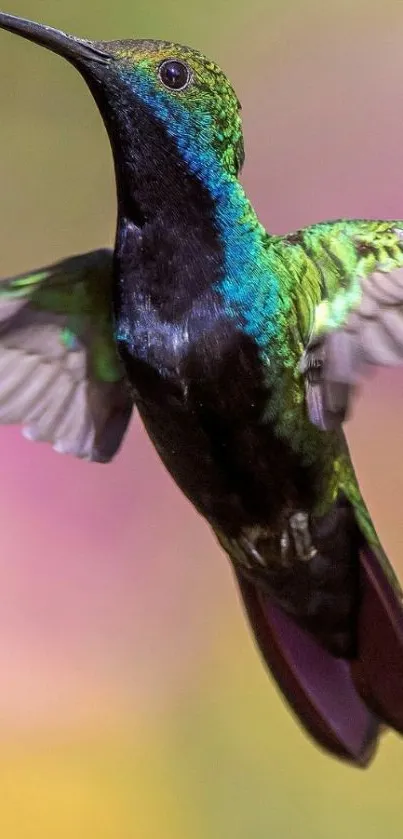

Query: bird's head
[0,14,245,196]
[102,39,245,180]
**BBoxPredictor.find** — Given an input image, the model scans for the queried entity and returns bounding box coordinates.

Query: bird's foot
[287,511,319,563]
[235,511,318,572]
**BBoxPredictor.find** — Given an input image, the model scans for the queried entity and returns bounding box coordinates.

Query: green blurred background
[0,0,403,836]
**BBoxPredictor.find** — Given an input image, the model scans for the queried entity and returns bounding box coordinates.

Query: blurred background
[0,0,402,836]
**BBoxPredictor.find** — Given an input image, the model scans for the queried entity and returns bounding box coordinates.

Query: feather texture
[299,232,403,430]
[0,249,134,462]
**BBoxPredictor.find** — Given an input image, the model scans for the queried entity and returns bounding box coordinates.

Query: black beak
[0,12,112,65]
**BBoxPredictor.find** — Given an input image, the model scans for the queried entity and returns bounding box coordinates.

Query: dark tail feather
[351,545,403,734]
[236,543,403,765]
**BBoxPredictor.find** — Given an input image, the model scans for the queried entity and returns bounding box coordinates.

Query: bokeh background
[0,0,403,836]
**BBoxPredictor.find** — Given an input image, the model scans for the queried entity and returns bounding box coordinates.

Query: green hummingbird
[0,11,402,768]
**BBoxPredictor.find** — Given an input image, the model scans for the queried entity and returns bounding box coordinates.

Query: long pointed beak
[0,12,112,65]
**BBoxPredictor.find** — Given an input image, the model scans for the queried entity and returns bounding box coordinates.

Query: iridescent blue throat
[122,68,279,345]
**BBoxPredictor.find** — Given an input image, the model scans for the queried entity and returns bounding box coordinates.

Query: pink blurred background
[0,1,403,836]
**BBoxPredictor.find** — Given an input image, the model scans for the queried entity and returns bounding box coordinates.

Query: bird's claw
[227,511,318,573]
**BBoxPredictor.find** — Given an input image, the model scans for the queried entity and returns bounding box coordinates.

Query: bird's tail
[234,542,403,767]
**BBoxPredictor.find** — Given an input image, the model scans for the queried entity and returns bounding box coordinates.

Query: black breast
[104,83,317,534]
[118,293,315,538]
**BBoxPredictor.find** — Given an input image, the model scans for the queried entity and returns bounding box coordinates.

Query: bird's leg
[234,511,318,572]
[288,511,319,562]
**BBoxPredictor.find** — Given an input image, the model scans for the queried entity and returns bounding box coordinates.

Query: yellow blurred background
[0,0,403,836]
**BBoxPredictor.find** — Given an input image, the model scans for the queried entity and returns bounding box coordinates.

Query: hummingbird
[0,12,402,768]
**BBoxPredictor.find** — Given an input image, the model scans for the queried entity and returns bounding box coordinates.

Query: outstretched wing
[296,220,403,430]
[0,248,134,462]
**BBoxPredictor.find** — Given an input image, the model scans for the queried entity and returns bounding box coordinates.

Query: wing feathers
[0,249,134,462]
[302,265,403,429]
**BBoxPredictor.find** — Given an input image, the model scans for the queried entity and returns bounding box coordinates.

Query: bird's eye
[158,59,192,91]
